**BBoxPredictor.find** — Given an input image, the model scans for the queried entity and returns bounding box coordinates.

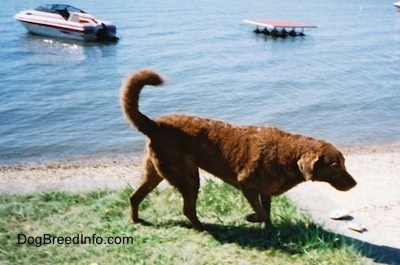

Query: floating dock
[244,19,317,37]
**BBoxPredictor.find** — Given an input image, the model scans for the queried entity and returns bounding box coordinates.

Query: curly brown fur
[121,69,357,231]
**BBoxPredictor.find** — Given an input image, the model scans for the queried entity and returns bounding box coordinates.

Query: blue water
[1,0,399,164]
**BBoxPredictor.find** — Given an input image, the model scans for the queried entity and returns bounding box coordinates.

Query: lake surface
[1,0,399,164]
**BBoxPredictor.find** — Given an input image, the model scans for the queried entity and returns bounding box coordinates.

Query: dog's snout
[336,173,357,191]
[347,176,357,189]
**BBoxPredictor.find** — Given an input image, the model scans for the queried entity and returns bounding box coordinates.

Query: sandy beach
[0,156,144,194]
[1,142,399,260]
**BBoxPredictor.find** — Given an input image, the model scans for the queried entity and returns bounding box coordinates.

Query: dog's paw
[246,213,264,223]
[131,217,145,224]
[131,218,153,227]
[194,225,206,232]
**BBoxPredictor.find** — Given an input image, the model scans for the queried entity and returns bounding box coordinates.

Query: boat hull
[18,21,117,42]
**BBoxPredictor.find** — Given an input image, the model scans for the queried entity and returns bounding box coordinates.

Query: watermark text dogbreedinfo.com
[18,233,133,247]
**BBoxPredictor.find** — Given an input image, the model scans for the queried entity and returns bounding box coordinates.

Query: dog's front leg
[260,194,272,226]
[241,189,269,223]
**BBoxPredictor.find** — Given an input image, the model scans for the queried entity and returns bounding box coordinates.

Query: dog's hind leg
[130,159,163,223]
[177,178,203,230]
[167,157,203,231]
[178,175,204,230]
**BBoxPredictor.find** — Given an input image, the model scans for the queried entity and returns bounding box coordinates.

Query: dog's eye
[331,162,340,168]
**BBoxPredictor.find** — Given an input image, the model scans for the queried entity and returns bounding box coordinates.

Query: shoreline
[0,155,143,194]
[1,141,399,194]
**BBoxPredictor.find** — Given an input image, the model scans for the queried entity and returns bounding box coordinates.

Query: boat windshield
[35,4,85,14]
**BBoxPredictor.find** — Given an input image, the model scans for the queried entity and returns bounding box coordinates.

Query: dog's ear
[297,152,319,181]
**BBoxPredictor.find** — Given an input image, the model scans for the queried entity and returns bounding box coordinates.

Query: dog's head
[297,143,357,191]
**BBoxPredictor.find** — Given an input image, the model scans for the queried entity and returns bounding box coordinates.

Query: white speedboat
[394,1,400,8]
[14,4,118,42]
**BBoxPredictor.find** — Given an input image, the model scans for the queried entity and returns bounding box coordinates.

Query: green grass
[0,181,369,264]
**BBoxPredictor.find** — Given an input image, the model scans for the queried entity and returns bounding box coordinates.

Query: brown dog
[120,69,357,231]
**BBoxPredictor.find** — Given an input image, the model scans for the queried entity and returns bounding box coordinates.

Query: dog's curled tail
[120,69,164,137]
